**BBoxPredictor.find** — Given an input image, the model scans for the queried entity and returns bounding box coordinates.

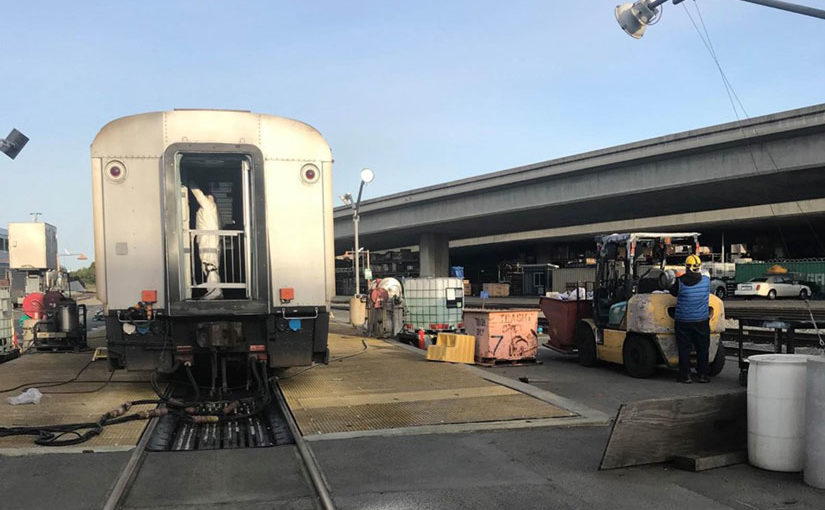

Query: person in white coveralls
[190,187,223,300]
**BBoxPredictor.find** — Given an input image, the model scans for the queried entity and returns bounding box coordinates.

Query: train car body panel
[91,110,333,370]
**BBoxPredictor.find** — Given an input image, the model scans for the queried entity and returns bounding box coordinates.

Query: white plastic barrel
[747,354,815,471]
[805,357,825,488]
[349,295,366,327]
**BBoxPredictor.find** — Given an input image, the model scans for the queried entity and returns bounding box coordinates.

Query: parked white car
[734,275,812,300]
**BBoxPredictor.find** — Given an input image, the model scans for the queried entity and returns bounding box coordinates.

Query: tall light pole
[616,0,825,39]
[340,167,375,296]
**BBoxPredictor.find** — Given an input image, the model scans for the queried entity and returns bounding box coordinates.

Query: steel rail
[273,381,336,510]
[102,413,160,510]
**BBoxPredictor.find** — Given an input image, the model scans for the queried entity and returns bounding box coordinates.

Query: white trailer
[91,110,334,370]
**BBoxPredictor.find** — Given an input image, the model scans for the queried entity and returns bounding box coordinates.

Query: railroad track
[102,382,335,510]
[723,343,780,359]
[721,328,823,348]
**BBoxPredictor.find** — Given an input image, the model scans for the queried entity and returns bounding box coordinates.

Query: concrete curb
[0,445,135,457]
[303,415,606,442]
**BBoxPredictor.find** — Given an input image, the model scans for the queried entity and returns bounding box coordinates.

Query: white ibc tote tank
[748,354,815,471]
[805,357,825,488]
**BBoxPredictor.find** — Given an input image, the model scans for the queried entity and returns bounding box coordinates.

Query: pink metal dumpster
[538,297,592,353]
[463,308,539,363]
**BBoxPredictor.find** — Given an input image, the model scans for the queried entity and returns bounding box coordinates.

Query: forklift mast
[593,232,700,328]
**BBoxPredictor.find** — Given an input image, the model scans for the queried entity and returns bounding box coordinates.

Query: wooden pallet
[475,358,542,368]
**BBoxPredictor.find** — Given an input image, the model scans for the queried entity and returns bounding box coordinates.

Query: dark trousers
[675,320,710,379]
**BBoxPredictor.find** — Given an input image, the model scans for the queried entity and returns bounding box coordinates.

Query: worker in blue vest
[670,254,711,384]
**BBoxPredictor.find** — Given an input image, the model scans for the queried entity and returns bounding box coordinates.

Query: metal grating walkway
[280,334,574,436]
[0,351,155,452]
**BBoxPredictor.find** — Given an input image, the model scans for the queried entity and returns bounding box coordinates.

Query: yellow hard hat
[686,254,702,272]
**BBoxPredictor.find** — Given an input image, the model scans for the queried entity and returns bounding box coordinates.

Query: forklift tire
[709,344,726,376]
[622,335,657,378]
[575,322,598,367]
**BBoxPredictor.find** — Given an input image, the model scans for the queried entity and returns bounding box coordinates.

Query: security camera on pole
[340,168,375,326]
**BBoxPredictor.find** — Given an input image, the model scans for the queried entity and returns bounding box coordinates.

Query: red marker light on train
[301,164,320,183]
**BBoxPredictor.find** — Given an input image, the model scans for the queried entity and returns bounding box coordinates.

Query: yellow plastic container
[426,333,476,364]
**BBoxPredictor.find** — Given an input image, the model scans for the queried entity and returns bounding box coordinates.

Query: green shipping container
[735,261,825,289]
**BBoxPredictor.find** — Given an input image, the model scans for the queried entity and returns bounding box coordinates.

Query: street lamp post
[340,168,375,296]
[616,0,825,39]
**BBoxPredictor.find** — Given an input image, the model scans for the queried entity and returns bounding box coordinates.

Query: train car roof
[91,110,332,162]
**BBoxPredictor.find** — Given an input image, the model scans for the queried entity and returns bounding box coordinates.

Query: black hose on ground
[0,360,94,394]
[0,400,169,447]
[184,364,200,404]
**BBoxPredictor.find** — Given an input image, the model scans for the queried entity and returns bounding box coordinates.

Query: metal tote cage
[402,277,464,331]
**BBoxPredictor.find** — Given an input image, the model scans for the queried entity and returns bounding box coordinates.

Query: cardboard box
[483,282,510,297]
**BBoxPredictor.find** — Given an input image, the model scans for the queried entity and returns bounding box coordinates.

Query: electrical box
[9,223,58,270]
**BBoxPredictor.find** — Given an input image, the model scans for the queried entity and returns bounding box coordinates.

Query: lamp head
[339,193,353,206]
[360,167,375,184]
[615,1,659,39]
[1,128,29,160]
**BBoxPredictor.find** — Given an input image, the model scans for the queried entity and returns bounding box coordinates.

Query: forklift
[574,233,726,378]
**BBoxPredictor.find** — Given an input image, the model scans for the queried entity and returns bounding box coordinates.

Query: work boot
[697,374,710,383]
[676,376,692,384]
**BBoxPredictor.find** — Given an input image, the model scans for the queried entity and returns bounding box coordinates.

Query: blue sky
[1,0,824,269]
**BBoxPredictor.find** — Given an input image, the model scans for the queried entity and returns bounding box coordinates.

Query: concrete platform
[122,448,316,510]
[2,321,823,509]
[0,349,155,454]
[280,332,608,440]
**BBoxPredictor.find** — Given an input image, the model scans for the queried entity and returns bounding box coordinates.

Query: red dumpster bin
[539,297,592,353]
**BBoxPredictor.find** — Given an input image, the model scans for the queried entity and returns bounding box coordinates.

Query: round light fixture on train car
[301,163,320,184]
[105,160,127,183]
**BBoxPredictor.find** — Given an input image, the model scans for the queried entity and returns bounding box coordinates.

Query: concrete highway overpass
[334,103,825,276]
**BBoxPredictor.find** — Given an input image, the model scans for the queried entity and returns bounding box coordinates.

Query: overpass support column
[419,233,449,277]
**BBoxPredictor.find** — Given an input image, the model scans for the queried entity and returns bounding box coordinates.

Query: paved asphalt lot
[1,315,823,509]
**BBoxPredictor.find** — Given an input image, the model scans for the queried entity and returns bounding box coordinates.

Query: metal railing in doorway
[186,229,248,294]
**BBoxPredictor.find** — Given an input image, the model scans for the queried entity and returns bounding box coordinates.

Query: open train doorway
[178,153,252,301]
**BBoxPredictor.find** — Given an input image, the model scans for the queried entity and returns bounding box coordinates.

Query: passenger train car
[91,110,333,371]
